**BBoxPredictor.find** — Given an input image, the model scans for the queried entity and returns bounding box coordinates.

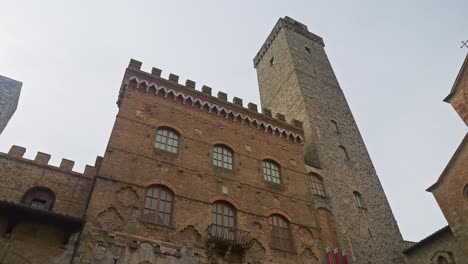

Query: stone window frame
[437,256,449,264]
[263,160,282,184]
[269,214,294,252]
[142,185,175,227]
[308,173,326,197]
[463,184,468,200]
[353,191,365,209]
[331,120,340,134]
[21,186,55,211]
[338,145,349,161]
[213,145,234,171]
[155,127,180,154]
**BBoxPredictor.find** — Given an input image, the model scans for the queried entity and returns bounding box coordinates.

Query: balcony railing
[206,224,253,249]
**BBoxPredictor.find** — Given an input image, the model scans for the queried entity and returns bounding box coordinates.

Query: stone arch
[264,208,292,221]
[431,251,455,264]
[143,179,177,194]
[209,195,240,209]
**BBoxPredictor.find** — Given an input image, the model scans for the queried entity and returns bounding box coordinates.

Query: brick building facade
[403,54,468,263]
[0,17,433,263]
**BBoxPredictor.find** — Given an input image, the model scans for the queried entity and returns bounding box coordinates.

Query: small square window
[305,46,311,54]
[270,57,275,66]
[30,199,47,210]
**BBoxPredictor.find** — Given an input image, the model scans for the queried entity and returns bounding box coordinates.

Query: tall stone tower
[254,17,405,263]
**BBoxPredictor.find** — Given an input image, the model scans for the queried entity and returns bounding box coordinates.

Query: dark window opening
[339,145,349,161]
[305,46,311,54]
[21,187,55,211]
[270,57,275,66]
[353,191,365,208]
[331,120,340,133]
[30,199,47,210]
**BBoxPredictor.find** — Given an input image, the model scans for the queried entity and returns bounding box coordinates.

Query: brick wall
[73,65,325,263]
[0,146,95,263]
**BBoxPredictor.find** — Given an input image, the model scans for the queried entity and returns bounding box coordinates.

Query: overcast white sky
[0,0,466,242]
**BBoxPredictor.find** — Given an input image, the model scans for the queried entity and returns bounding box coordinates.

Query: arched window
[437,256,449,264]
[21,187,55,211]
[269,214,293,251]
[339,145,349,160]
[353,191,365,208]
[213,145,233,170]
[331,120,339,133]
[212,202,236,228]
[143,185,174,226]
[263,160,281,184]
[464,184,468,199]
[308,174,326,197]
[210,202,236,240]
[155,127,180,154]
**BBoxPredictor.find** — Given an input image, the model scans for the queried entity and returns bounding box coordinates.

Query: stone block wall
[255,17,405,263]
[404,227,461,264]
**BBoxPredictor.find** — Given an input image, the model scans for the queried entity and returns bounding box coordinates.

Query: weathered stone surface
[254,16,405,262]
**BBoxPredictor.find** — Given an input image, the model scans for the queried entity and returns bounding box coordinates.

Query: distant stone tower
[0,75,22,134]
[254,17,405,263]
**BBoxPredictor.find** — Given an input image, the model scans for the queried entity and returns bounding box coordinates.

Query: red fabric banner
[342,251,350,264]
[333,248,342,264]
[325,248,334,264]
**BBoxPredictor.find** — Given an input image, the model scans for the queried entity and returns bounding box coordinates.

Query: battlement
[253,16,324,67]
[120,59,305,143]
[2,145,102,178]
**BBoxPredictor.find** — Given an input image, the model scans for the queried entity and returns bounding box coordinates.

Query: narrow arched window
[143,185,174,226]
[213,145,233,170]
[464,184,468,200]
[21,187,55,211]
[339,145,349,160]
[263,160,281,184]
[308,173,326,197]
[437,256,449,264]
[331,120,339,133]
[353,191,365,208]
[269,214,293,251]
[155,127,180,154]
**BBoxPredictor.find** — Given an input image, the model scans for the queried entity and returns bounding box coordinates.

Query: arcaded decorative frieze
[122,75,304,144]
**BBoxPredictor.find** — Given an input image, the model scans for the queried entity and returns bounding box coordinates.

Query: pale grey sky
[0,0,466,242]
